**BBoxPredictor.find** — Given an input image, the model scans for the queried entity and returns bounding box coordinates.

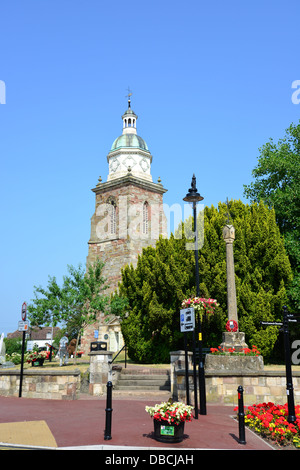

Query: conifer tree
[117,201,293,362]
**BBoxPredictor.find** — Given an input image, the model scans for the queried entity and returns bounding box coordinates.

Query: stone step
[111,390,172,399]
[117,374,170,382]
[117,380,170,387]
[115,380,170,390]
[114,369,171,392]
[114,384,170,391]
[120,368,170,375]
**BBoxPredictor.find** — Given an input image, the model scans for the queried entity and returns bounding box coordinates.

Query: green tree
[119,235,196,363]
[28,260,110,360]
[4,337,23,356]
[116,201,293,362]
[225,200,292,357]
[243,122,300,311]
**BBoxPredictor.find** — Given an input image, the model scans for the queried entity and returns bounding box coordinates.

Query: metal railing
[111,344,127,368]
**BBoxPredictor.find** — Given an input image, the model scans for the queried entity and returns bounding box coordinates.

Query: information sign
[18,321,29,332]
[160,425,175,436]
[180,308,195,332]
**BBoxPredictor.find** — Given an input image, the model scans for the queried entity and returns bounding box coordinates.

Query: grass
[4,357,91,373]
[3,349,300,372]
[3,350,170,372]
[110,350,169,368]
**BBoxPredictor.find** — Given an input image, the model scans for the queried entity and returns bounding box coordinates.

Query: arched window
[143,201,149,235]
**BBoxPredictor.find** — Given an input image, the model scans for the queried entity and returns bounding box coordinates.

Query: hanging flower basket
[181,297,219,320]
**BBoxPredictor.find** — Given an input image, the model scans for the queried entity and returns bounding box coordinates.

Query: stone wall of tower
[81,175,167,353]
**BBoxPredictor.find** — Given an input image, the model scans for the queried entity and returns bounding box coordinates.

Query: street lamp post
[183,174,207,415]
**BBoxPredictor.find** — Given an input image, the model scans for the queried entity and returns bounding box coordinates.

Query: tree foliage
[118,235,196,363]
[117,201,293,362]
[28,260,110,340]
[244,122,300,311]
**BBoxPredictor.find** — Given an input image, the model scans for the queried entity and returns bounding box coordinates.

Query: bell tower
[82,97,167,352]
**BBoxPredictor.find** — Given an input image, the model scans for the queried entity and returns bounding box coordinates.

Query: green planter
[31,359,45,367]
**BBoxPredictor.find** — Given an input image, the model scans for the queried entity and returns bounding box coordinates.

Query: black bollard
[104,381,113,440]
[237,385,246,445]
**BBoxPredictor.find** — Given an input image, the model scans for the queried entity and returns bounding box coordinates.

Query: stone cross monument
[223,224,238,325]
[205,202,264,370]
[220,221,248,351]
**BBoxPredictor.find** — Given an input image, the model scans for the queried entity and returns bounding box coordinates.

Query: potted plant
[145,399,194,443]
[26,349,48,367]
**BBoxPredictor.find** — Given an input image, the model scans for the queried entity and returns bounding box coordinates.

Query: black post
[194,201,206,416]
[184,332,190,405]
[49,345,53,362]
[283,306,296,423]
[237,385,246,444]
[19,330,26,398]
[192,328,198,419]
[104,381,113,440]
[183,175,206,415]
[193,201,200,299]
[197,319,207,415]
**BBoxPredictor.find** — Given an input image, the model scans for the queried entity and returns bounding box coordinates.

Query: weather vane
[125,87,133,107]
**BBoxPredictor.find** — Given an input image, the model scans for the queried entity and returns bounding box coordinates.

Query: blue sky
[0,0,299,336]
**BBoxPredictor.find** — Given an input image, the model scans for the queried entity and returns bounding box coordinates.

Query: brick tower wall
[81,176,167,353]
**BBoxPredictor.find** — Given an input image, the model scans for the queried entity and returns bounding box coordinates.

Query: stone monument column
[223,225,238,325]
[220,224,247,351]
[205,215,264,371]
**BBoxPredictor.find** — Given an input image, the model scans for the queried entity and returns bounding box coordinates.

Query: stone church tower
[81,97,167,353]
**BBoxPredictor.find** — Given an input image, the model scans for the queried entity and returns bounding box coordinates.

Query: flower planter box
[31,359,45,367]
[146,400,192,444]
[205,354,264,372]
[154,420,185,443]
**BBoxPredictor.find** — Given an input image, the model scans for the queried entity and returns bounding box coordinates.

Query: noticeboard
[180,308,195,332]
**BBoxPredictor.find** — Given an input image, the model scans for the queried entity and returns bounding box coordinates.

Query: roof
[7,326,61,340]
[109,134,149,152]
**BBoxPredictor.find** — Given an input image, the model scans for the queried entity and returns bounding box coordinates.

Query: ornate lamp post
[183,174,206,415]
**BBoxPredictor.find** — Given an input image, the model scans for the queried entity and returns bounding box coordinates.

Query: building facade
[81,98,167,353]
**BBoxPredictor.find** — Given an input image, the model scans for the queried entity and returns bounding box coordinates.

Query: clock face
[139,158,150,172]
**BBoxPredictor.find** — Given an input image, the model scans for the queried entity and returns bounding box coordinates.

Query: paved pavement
[0,393,275,451]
